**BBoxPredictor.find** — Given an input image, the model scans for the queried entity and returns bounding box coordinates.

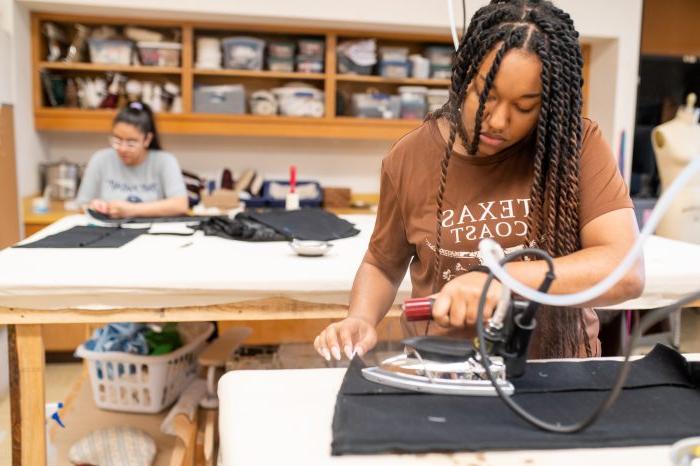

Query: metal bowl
[289,239,333,257]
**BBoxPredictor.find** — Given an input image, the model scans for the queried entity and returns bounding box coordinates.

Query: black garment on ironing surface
[194,215,287,242]
[246,209,360,241]
[14,226,146,248]
[332,345,700,455]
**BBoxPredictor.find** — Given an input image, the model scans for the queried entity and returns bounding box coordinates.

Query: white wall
[15,0,643,195]
[5,1,46,199]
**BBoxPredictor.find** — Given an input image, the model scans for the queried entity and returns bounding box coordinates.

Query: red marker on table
[290,165,297,193]
[286,165,300,210]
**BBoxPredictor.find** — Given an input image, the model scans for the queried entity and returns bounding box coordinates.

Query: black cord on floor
[476,249,700,433]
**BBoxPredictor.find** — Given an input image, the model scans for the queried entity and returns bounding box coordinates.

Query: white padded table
[0,214,411,310]
[217,354,700,466]
[1,214,698,311]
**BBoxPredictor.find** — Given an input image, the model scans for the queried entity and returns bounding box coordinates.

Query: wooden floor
[1,309,699,465]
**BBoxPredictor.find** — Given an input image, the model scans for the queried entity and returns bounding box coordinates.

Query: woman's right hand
[89,199,109,214]
[314,316,378,361]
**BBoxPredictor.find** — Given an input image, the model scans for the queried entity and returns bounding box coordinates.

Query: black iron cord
[476,248,700,433]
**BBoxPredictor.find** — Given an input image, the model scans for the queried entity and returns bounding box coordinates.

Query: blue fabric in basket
[84,323,149,355]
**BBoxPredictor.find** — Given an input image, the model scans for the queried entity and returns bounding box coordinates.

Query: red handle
[289,165,297,193]
[403,297,434,322]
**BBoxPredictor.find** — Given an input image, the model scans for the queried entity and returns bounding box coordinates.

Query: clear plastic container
[379,46,409,62]
[271,85,324,117]
[427,88,449,112]
[338,54,373,75]
[298,38,324,56]
[398,86,428,119]
[222,36,266,70]
[136,41,182,67]
[379,61,410,78]
[88,39,133,65]
[431,64,452,79]
[425,46,454,66]
[267,57,295,72]
[194,84,246,114]
[296,55,324,73]
[351,92,401,119]
[268,40,296,58]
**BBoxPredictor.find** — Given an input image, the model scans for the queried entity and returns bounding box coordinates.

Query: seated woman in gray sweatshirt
[76,101,188,218]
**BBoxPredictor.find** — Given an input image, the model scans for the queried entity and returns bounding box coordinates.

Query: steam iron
[362,294,542,397]
[362,336,514,396]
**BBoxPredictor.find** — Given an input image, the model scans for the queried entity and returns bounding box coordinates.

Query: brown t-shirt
[364,117,633,357]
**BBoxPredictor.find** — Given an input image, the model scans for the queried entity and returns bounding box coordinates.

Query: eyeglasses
[109,136,143,150]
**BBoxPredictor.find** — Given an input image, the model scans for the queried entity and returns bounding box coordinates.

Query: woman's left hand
[431,271,502,328]
[106,200,135,218]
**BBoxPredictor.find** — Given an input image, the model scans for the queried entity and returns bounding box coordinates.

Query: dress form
[652,93,700,243]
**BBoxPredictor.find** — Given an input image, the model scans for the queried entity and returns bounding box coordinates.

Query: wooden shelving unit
[31,13,456,140]
[38,61,183,74]
[32,13,591,140]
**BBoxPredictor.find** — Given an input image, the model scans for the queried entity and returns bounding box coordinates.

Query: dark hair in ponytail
[113,101,162,150]
[429,0,589,358]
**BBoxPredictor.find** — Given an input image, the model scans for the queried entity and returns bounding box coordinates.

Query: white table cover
[217,354,700,466]
[0,214,698,310]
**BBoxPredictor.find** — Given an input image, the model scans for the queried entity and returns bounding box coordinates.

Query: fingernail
[344,345,353,360]
[331,346,341,361]
[322,348,331,361]
[354,346,364,357]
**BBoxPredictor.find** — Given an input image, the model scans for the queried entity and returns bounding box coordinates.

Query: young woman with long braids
[314,0,645,360]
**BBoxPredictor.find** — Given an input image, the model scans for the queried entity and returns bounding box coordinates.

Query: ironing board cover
[332,344,700,455]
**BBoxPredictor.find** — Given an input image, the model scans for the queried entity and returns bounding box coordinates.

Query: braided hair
[429,0,589,358]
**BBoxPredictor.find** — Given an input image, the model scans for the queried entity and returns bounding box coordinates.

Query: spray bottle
[45,402,65,466]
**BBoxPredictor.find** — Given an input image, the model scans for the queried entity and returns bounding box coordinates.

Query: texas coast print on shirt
[425,197,539,282]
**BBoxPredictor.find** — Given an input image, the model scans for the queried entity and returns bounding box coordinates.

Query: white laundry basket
[75,322,214,413]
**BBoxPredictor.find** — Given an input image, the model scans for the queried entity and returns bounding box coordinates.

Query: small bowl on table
[289,239,333,257]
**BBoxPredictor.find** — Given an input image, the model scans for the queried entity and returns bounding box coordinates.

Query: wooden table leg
[9,325,47,466]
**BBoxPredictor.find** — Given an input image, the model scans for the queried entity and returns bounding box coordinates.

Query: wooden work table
[20,194,380,352]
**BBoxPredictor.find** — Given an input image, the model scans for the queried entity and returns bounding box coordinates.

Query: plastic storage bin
[298,38,324,56]
[379,46,409,62]
[399,86,428,119]
[88,38,133,65]
[268,40,296,58]
[296,56,324,73]
[427,88,449,112]
[195,37,222,69]
[425,46,454,66]
[271,86,324,117]
[351,93,401,119]
[194,85,246,114]
[136,41,182,67]
[222,36,265,70]
[431,64,452,79]
[338,54,374,75]
[379,61,410,78]
[75,322,214,413]
[267,57,295,72]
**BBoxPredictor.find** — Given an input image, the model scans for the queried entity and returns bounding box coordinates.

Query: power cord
[476,248,700,433]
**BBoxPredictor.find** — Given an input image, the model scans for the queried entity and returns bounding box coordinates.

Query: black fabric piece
[332,345,700,455]
[86,209,217,225]
[245,209,360,241]
[14,226,146,248]
[193,215,287,242]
